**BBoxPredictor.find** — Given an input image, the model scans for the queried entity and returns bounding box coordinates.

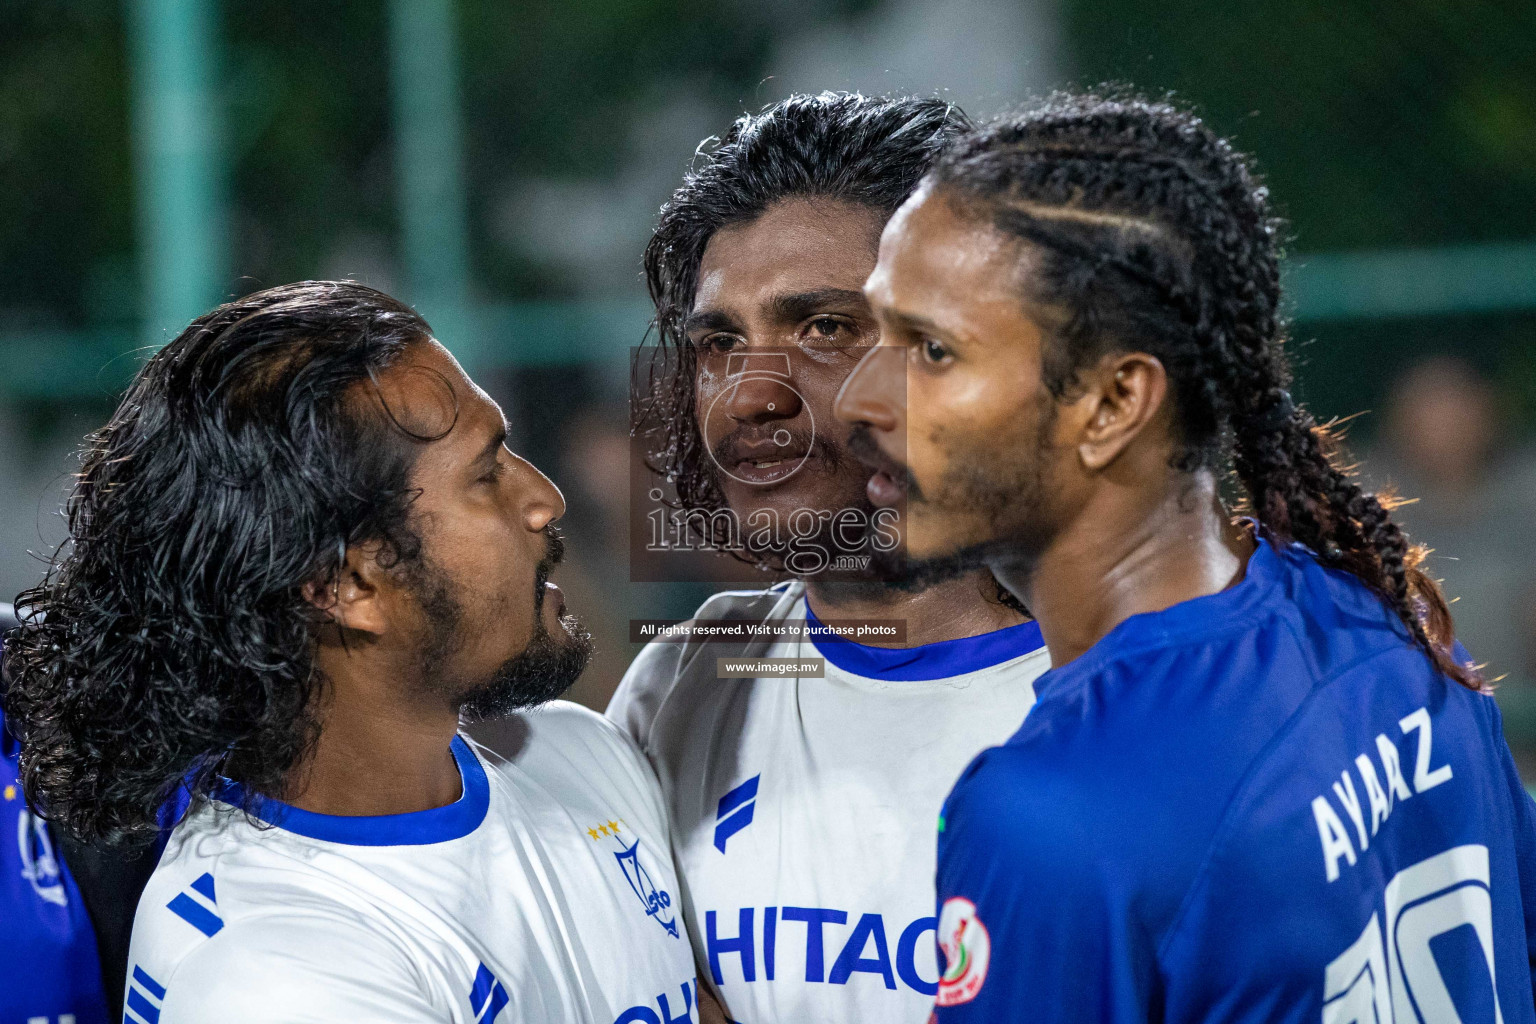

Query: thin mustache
[846,425,908,481]
[533,525,565,610]
[711,429,844,470]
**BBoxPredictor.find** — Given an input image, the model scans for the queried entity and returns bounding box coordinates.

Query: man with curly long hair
[3,281,702,1022]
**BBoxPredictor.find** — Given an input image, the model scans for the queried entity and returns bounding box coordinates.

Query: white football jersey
[123,702,699,1024]
[607,582,1048,1024]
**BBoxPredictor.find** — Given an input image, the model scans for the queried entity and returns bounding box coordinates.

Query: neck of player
[992,469,1252,668]
[805,570,1025,648]
[277,642,465,817]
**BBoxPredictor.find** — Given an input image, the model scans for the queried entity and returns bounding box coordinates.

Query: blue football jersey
[934,532,1536,1024]
[1,714,111,1024]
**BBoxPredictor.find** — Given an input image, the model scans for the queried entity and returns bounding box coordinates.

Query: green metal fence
[11,0,1528,401]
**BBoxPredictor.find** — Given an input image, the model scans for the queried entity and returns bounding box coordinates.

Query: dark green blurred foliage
[1063,0,1536,432]
[1293,312,1536,431]
[1064,0,1536,251]
[0,1,134,325]
[0,0,874,327]
[2,0,1532,424]
[222,2,399,298]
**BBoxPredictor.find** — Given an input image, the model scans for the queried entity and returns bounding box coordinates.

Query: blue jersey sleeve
[1490,697,1536,993]
[1,716,111,1024]
[934,749,1158,1024]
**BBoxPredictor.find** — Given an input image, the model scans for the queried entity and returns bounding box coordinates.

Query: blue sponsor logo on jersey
[713,775,759,853]
[613,978,696,1024]
[123,965,166,1024]
[704,904,938,995]
[166,871,223,937]
[470,962,508,1023]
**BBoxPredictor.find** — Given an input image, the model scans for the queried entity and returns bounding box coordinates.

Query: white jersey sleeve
[154,912,442,1023]
[607,584,803,756]
[492,701,673,835]
[606,625,686,755]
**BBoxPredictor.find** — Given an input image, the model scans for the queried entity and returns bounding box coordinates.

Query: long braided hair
[930,92,1482,691]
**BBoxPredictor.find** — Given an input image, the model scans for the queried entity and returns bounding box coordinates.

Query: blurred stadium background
[3,0,1535,763]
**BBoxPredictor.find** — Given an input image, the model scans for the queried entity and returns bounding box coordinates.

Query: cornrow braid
[930,92,1482,691]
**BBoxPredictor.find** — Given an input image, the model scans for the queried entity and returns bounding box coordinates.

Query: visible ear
[1074,352,1170,472]
[300,542,393,637]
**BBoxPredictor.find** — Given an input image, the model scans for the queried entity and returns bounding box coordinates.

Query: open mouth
[731,452,812,485]
[865,468,906,507]
[845,426,910,508]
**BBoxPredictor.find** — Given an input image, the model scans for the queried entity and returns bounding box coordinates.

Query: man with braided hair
[835,93,1536,1022]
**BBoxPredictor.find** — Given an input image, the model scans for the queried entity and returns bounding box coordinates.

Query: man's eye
[919,337,951,364]
[480,461,506,484]
[699,335,740,355]
[808,317,847,340]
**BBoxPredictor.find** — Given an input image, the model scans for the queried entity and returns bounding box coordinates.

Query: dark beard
[456,611,594,721]
[412,535,594,720]
[856,400,1055,595]
[867,537,999,590]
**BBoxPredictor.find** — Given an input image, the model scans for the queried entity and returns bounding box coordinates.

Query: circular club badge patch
[936,896,991,1006]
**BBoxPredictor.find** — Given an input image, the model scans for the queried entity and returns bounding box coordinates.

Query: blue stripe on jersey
[167,892,224,937]
[803,602,1044,681]
[125,985,162,1024]
[189,871,215,902]
[470,963,495,1012]
[132,965,166,1000]
[480,985,509,1024]
[470,963,508,1023]
[212,735,489,846]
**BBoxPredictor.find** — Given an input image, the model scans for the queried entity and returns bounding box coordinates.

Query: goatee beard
[412,528,594,720]
[457,613,594,721]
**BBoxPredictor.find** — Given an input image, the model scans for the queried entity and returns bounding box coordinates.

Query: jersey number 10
[1322,845,1502,1024]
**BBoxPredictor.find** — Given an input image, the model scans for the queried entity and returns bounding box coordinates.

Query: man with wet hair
[4,281,701,1023]
[611,92,1049,1024]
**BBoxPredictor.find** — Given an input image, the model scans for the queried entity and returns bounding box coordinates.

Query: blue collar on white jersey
[802,600,1045,681]
[214,735,489,846]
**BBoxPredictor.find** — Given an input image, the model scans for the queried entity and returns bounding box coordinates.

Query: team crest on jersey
[936,897,990,1006]
[16,807,67,907]
[586,819,679,938]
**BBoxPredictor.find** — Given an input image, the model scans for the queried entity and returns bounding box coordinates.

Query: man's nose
[725,373,803,426]
[834,346,901,432]
[509,455,566,531]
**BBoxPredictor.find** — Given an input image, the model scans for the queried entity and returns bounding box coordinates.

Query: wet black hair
[639,91,973,521]
[929,91,1481,690]
[2,280,444,847]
